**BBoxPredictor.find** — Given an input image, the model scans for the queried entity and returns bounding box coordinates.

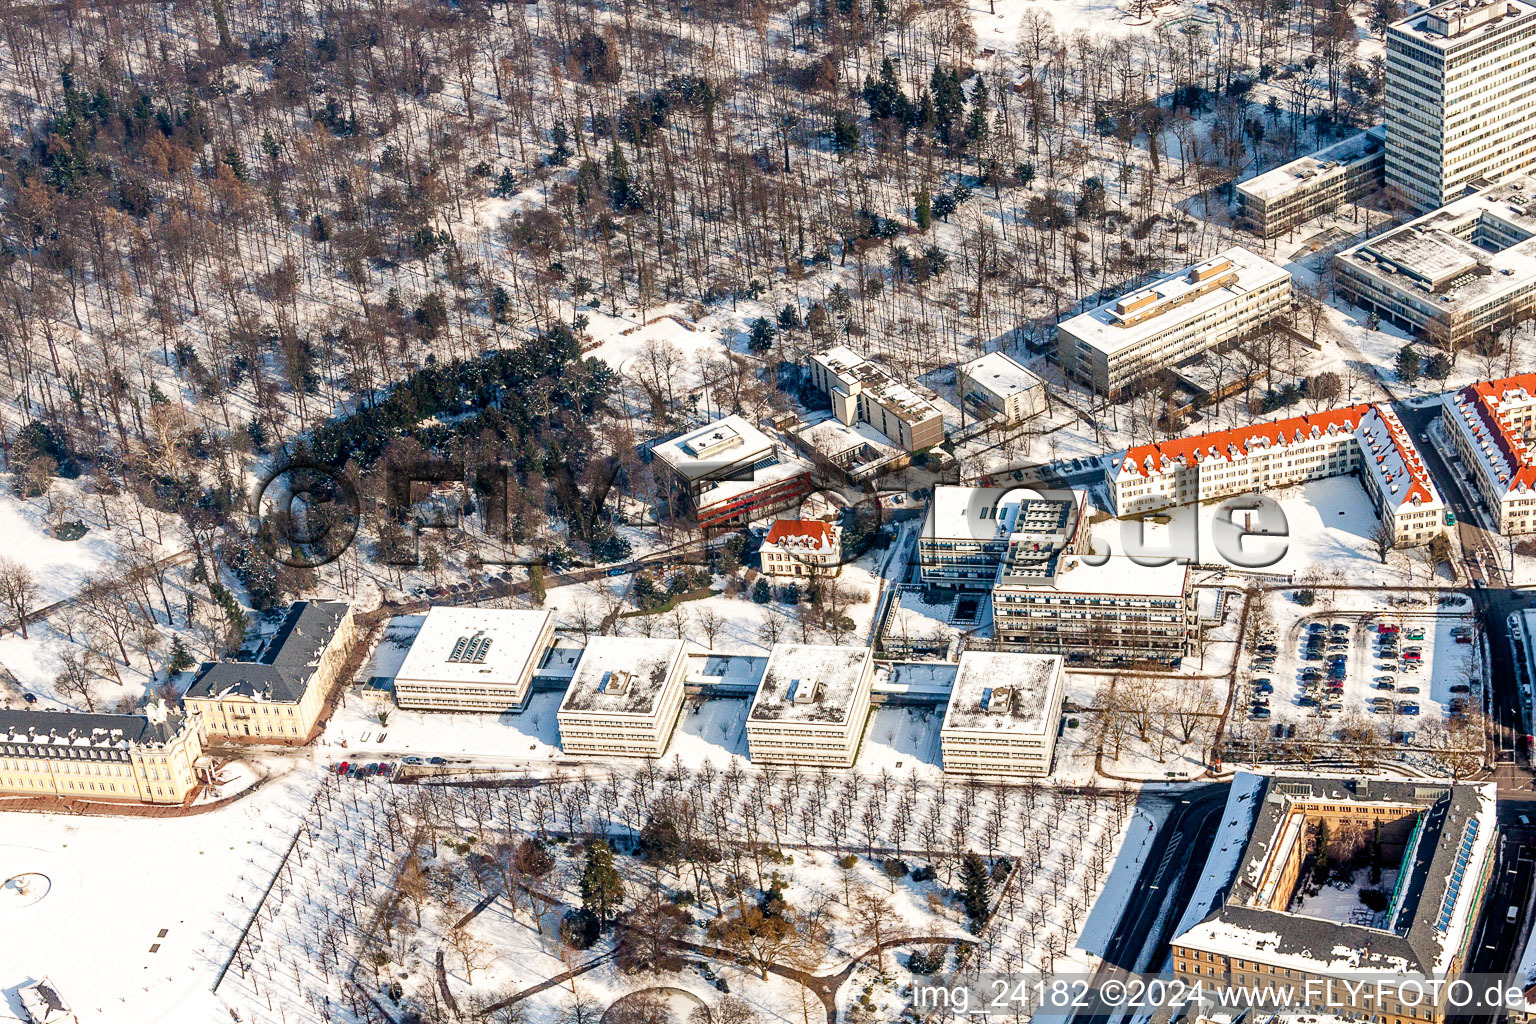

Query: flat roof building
[957,351,1049,425]
[744,644,874,767]
[939,651,1065,776]
[1386,0,1536,210]
[1173,774,1497,1023]
[184,600,356,745]
[1335,178,1536,348]
[557,637,688,758]
[651,415,814,529]
[919,487,1195,665]
[807,346,946,451]
[1056,248,1292,398]
[1236,126,1387,238]
[393,606,556,712]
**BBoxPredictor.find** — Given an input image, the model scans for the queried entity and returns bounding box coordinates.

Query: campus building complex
[0,704,206,805]
[652,415,815,529]
[1334,178,1536,348]
[759,518,843,580]
[556,637,688,758]
[744,644,874,767]
[393,606,556,712]
[1443,373,1536,532]
[1236,126,1387,238]
[938,651,1065,776]
[1386,0,1536,211]
[956,351,1048,425]
[919,488,1195,665]
[806,346,946,451]
[1055,248,1293,398]
[184,600,356,744]
[1174,774,1497,1024]
[1108,403,1446,546]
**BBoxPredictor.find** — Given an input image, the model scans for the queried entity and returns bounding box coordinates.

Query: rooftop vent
[599,670,632,695]
[788,677,821,704]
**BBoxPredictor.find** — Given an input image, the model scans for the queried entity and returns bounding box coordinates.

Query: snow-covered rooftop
[1175,775,1498,978]
[939,651,1063,733]
[1390,0,1536,46]
[1039,553,1190,597]
[959,351,1046,400]
[814,344,943,426]
[1057,247,1290,356]
[558,636,684,716]
[747,644,872,725]
[652,414,778,482]
[1236,126,1385,204]
[394,606,554,687]
[1336,177,1536,311]
[1445,373,1536,496]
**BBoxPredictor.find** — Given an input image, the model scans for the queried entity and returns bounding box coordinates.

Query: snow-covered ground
[0,760,325,1024]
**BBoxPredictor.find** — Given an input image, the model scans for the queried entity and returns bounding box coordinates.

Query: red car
[336,761,350,775]
[1378,623,1400,634]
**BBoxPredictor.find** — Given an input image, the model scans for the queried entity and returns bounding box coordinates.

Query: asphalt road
[1396,401,1531,769]
[1450,824,1536,1024]
[1073,784,1231,1024]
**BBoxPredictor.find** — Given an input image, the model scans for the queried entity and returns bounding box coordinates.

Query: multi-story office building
[938,651,1065,776]
[744,644,874,767]
[1443,372,1536,532]
[1236,126,1387,238]
[0,704,206,805]
[990,554,1194,666]
[1334,178,1536,349]
[806,346,946,451]
[1386,0,1536,211]
[919,487,1195,665]
[956,351,1049,425]
[184,600,355,744]
[759,518,843,580]
[918,486,1086,591]
[556,637,688,758]
[651,415,815,529]
[1173,774,1497,1024]
[1055,248,1293,398]
[393,606,556,712]
[1109,403,1446,546]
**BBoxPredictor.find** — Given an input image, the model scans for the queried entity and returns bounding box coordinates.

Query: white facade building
[957,351,1049,425]
[806,346,946,450]
[1055,248,1293,398]
[1386,0,1536,211]
[557,637,688,758]
[744,644,874,767]
[1108,403,1446,546]
[1442,373,1536,533]
[393,607,556,712]
[759,519,843,580]
[939,651,1065,776]
[1236,126,1387,237]
[1334,178,1536,348]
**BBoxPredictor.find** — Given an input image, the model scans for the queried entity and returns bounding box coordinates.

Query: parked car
[336,762,350,775]
[1253,682,1274,694]
[1378,623,1400,634]
[1449,684,1471,694]
[1377,680,1395,691]
[428,756,448,766]
[1298,696,1318,707]
[1406,629,1425,641]
[1398,686,1420,695]
[607,567,628,577]
[22,693,36,704]
[1250,707,1272,720]
[1253,697,1270,707]
[1323,702,1344,712]
[1403,651,1422,663]
[1455,634,1474,644]
[403,756,423,765]
[1398,703,1421,715]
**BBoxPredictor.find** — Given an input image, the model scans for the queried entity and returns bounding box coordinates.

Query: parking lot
[1238,593,1481,742]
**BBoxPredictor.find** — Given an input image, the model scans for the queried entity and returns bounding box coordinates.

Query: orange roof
[1452,373,1536,492]
[1115,404,1373,478]
[1358,405,1437,508]
[764,519,835,547]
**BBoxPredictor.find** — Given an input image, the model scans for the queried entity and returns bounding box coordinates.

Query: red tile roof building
[1108,402,1445,547]
[760,519,843,579]
[1443,373,1536,533]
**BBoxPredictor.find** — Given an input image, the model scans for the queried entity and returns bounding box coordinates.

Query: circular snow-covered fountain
[0,870,51,908]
